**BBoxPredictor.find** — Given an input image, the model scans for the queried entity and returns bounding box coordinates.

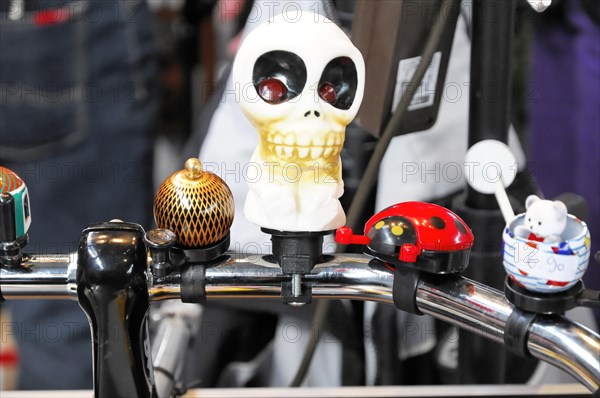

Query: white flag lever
[464,140,518,225]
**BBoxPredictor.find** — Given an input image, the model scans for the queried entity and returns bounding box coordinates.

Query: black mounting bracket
[262,228,333,305]
[505,277,600,314]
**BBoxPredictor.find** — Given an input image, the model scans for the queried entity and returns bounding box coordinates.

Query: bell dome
[153,158,234,248]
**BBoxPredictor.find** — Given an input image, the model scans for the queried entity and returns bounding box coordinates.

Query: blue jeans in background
[0,0,158,389]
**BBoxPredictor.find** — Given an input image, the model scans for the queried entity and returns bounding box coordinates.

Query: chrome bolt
[289,274,306,307]
[292,274,302,297]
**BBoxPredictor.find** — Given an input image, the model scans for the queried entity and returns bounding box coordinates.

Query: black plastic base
[262,229,332,274]
[505,277,584,314]
[365,247,471,274]
[0,234,30,300]
[172,233,230,265]
[262,229,333,305]
[0,234,28,268]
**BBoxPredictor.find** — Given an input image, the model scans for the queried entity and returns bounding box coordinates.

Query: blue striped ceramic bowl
[502,214,591,293]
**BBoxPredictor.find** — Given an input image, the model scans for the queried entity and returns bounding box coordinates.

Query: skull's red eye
[319,83,337,104]
[258,78,287,104]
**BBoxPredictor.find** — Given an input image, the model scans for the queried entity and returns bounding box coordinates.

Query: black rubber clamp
[393,264,424,315]
[504,308,537,358]
[181,264,206,303]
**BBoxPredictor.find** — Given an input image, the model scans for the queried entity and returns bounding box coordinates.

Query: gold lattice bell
[153,158,234,248]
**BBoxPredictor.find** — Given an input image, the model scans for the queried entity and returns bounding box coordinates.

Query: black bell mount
[505,277,600,314]
[144,228,230,277]
[262,228,333,306]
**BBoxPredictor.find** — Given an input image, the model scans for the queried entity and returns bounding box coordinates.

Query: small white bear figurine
[514,195,568,243]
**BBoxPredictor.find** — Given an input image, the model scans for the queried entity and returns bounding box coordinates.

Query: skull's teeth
[264,132,343,160]
[270,144,342,160]
[311,147,323,159]
[313,137,325,146]
[298,148,309,158]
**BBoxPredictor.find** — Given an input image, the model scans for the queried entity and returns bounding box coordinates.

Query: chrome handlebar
[1,253,599,393]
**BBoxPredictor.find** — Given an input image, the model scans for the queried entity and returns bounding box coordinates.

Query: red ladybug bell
[336,202,474,274]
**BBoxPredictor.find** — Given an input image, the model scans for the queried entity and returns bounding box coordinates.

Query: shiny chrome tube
[0,254,77,299]
[415,275,600,392]
[416,276,511,343]
[528,317,600,392]
[204,254,393,303]
[175,253,600,392]
[1,253,599,392]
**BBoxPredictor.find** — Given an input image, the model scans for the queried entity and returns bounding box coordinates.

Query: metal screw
[289,274,306,307]
[292,274,302,297]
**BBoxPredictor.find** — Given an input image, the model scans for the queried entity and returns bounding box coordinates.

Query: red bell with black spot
[336,202,474,274]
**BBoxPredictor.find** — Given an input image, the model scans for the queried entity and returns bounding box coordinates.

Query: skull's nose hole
[304,110,321,117]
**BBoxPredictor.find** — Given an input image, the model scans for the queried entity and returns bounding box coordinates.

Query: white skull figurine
[233,12,365,231]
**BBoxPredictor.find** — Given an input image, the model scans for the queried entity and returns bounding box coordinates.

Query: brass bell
[153,158,234,248]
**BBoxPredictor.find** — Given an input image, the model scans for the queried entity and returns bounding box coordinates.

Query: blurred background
[0,0,598,393]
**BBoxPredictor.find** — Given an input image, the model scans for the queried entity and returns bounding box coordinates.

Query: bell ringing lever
[144,229,177,277]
